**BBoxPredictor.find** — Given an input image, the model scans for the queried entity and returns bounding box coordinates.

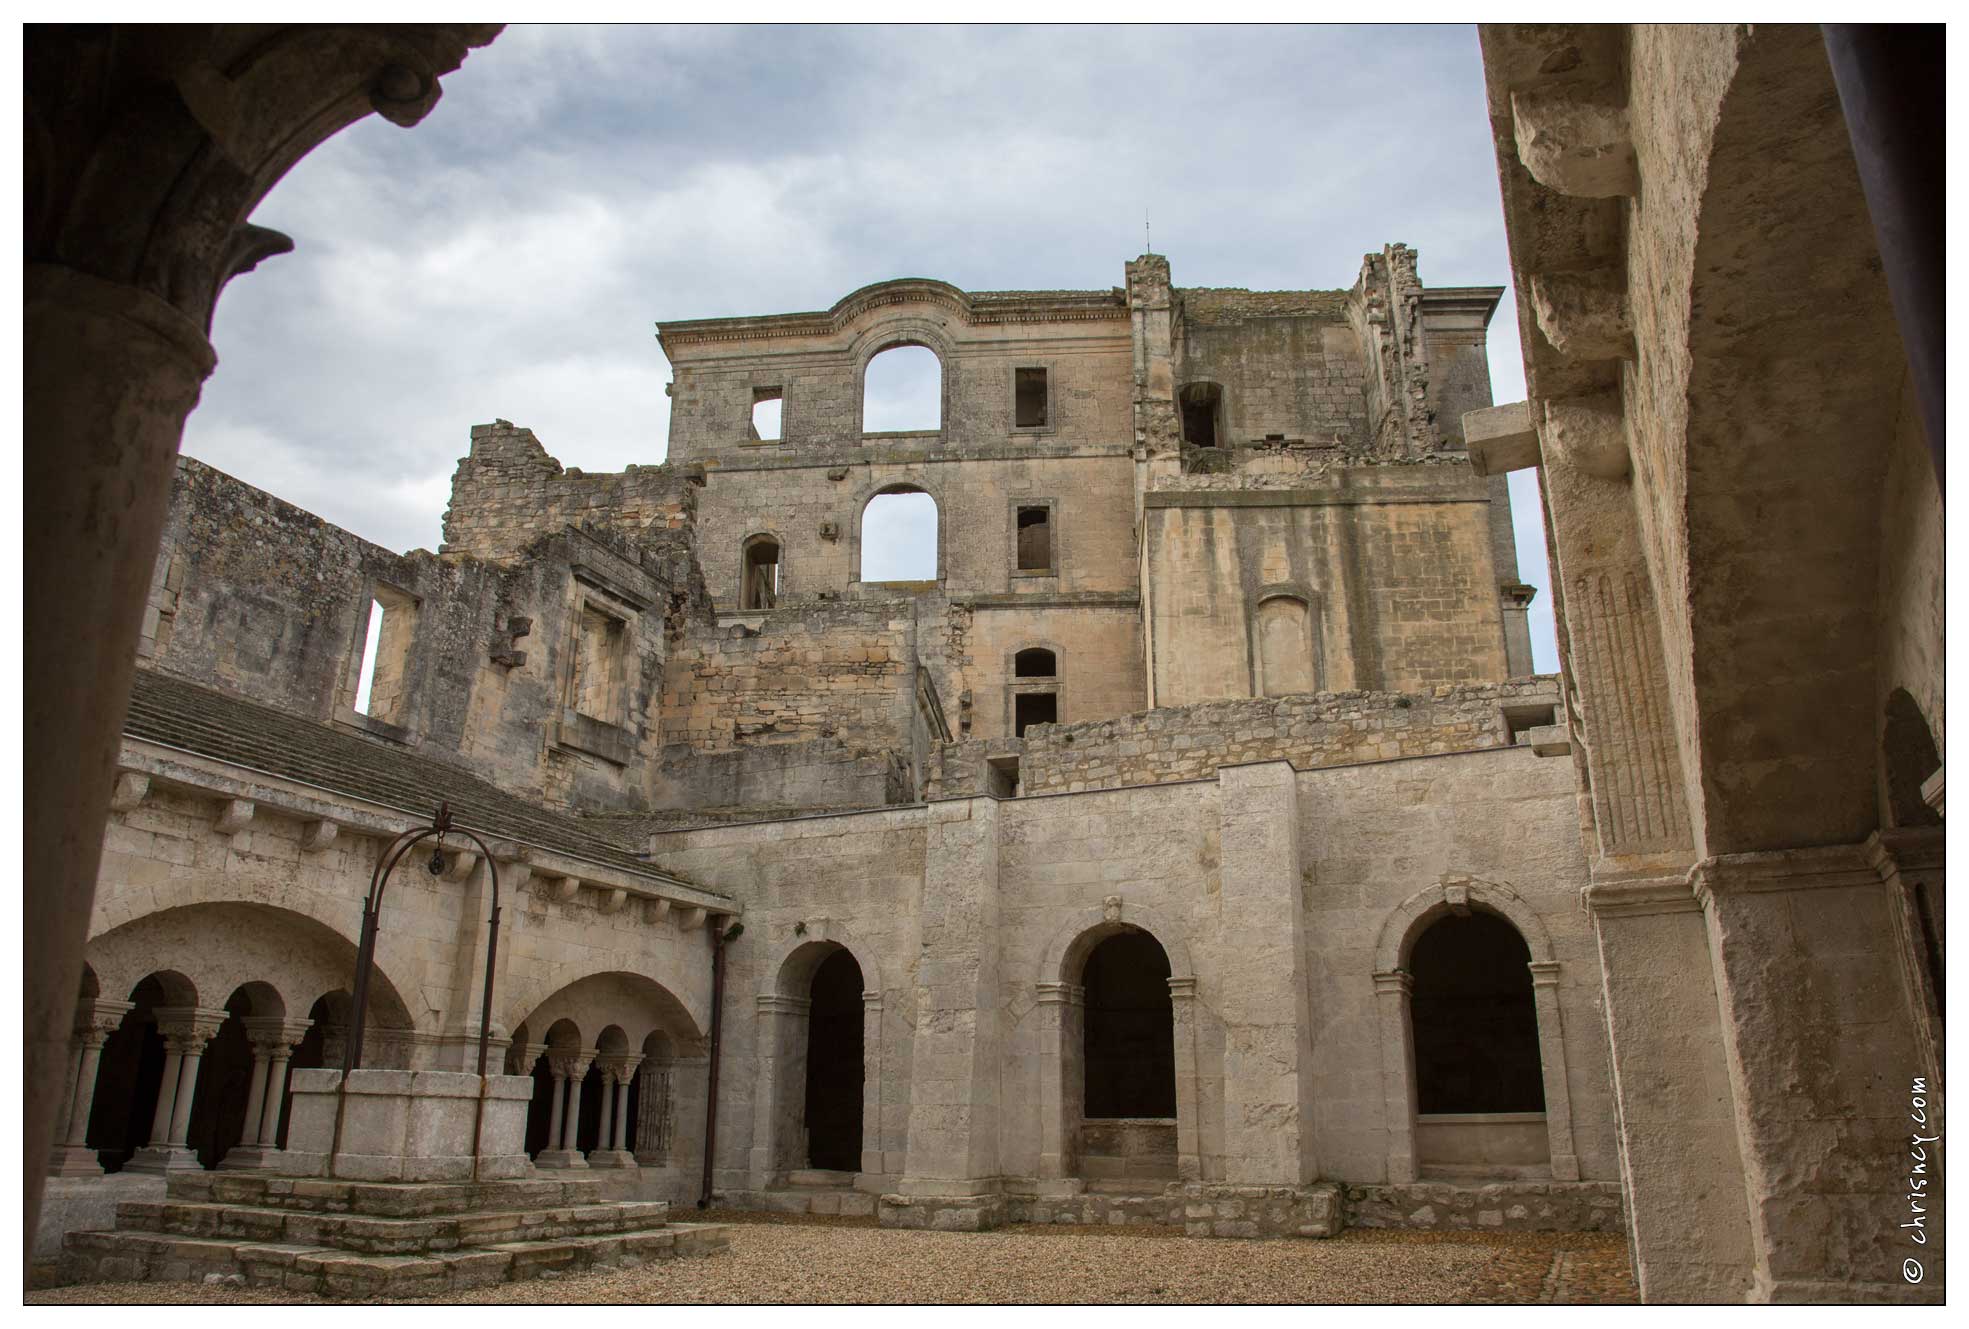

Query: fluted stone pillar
[220,1017,312,1170]
[127,1007,226,1173]
[48,998,135,1177]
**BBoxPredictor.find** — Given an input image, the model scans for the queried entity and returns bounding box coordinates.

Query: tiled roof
[123,668,713,890]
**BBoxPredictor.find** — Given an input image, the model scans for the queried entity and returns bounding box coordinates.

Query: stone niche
[283,1069,533,1182]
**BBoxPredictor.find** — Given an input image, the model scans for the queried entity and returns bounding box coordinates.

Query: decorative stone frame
[1007,496,1061,580]
[1371,875,1579,1183]
[849,475,946,588]
[1005,640,1065,738]
[1007,361,1058,436]
[852,321,953,439]
[1034,900,1200,1192]
[1248,585,1323,700]
[751,923,889,1192]
[553,574,643,766]
[737,530,786,611]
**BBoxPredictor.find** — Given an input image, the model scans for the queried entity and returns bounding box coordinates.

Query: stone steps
[61,1221,730,1299]
[112,1197,674,1254]
[162,1170,637,1219]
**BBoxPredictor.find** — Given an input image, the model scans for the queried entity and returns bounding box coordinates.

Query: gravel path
[29,1214,1637,1306]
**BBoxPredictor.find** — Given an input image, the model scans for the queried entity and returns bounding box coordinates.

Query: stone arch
[510,971,703,1055]
[1881,687,1942,828]
[849,316,956,438]
[1034,902,1200,1185]
[739,530,785,610]
[752,928,885,1185]
[1371,874,1576,1184]
[1373,875,1556,975]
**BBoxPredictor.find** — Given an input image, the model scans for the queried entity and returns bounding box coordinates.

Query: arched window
[860,488,938,583]
[863,344,942,433]
[1014,648,1056,678]
[1255,595,1317,697]
[741,536,781,610]
[1409,911,1543,1115]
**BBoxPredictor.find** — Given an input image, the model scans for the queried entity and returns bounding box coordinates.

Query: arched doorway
[804,948,865,1172]
[1077,931,1177,1184]
[1407,910,1549,1178]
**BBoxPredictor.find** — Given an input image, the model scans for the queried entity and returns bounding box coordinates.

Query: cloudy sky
[188,23,1557,670]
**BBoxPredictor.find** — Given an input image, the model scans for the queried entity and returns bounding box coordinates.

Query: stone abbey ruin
[27,23,1942,1304]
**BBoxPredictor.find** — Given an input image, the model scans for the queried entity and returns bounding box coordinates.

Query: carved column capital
[75,998,135,1044]
[155,1005,228,1053]
[1035,981,1085,1007]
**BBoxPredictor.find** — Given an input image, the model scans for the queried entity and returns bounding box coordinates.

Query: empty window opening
[1256,596,1317,698]
[1014,648,1057,678]
[353,583,417,723]
[986,756,1020,799]
[741,537,781,610]
[860,489,938,582]
[863,344,942,432]
[1015,367,1049,428]
[1180,382,1223,447]
[570,603,629,725]
[1082,930,1176,1119]
[750,387,783,442]
[1410,912,1544,1114]
[1503,704,1558,744]
[1016,507,1053,571]
[804,948,865,1172]
[1014,691,1058,736]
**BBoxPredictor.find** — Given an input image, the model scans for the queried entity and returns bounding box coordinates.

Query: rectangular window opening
[1014,367,1049,428]
[571,603,630,726]
[1502,703,1558,744]
[1014,692,1058,737]
[750,387,783,442]
[1016,506,1053,572]
[986,756,1021,799]
[354,584,418,724]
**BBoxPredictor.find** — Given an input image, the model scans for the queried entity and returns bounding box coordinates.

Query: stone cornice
[1581,872,1699,918]
[658,280,1128,352]
[1688,843,1884,913]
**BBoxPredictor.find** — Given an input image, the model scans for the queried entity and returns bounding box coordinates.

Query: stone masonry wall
[1013,678,1560,794]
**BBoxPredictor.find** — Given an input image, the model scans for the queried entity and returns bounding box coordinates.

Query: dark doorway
[1014,691,1057,736]
[1410,911,1544,1113]
[525,1052,557,1157]
[1082,931,1176,1118]
[804,948,865,1172]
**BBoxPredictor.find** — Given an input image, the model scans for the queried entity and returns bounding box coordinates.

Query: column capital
[1372,969,1413,996]
[1035,981,1084,1007]
[75,998,135,1043]
[595,1053,643,1084]
[241,1016,313,1052]
[549,1051,594,1080]
[154,1005,228,1050]
[756,993,812,1015]
[1527,960,1563,988]
[1165,976,1198,1001]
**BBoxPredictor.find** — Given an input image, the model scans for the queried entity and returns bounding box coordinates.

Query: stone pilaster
[885,798,1004,1229]
[749,993,811,1188]
[1694,843,1945,1303]
[1215,762,1316,1185]
[1371,970,1417,1183]
[859,989,887,1184]
[1033,981,1085,1193]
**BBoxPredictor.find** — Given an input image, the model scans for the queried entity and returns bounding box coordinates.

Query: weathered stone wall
[1013,679,1560,795]
[1142,465,1513,707]
[1345,1181,1624,1232]
[1877,372,1945,771]
[440,421,698,570]
[1173,289,1368,444]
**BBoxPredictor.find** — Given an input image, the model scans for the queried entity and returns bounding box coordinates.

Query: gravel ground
[28,1213,1637,1306]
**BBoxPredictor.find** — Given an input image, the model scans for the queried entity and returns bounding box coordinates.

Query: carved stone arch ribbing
[1373,873,1556,975]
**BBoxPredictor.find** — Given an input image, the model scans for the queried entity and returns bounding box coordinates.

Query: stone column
[25,266,216,1237]
[1215,762,1316,1185]
[859,989,886,1185]
[1371,970,1417,1182]
[536,1053,591,1169]
[127,1007,226,1173]
[48,999,136,1177]
[220,1018,312,1170]
[1166,977,1202,1182]
[1526,961,1580,1181]
[612,1074,632,1150]
[887,798,1006,1230]
[1033,981,1084,1193]
[749,994,810,1188]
